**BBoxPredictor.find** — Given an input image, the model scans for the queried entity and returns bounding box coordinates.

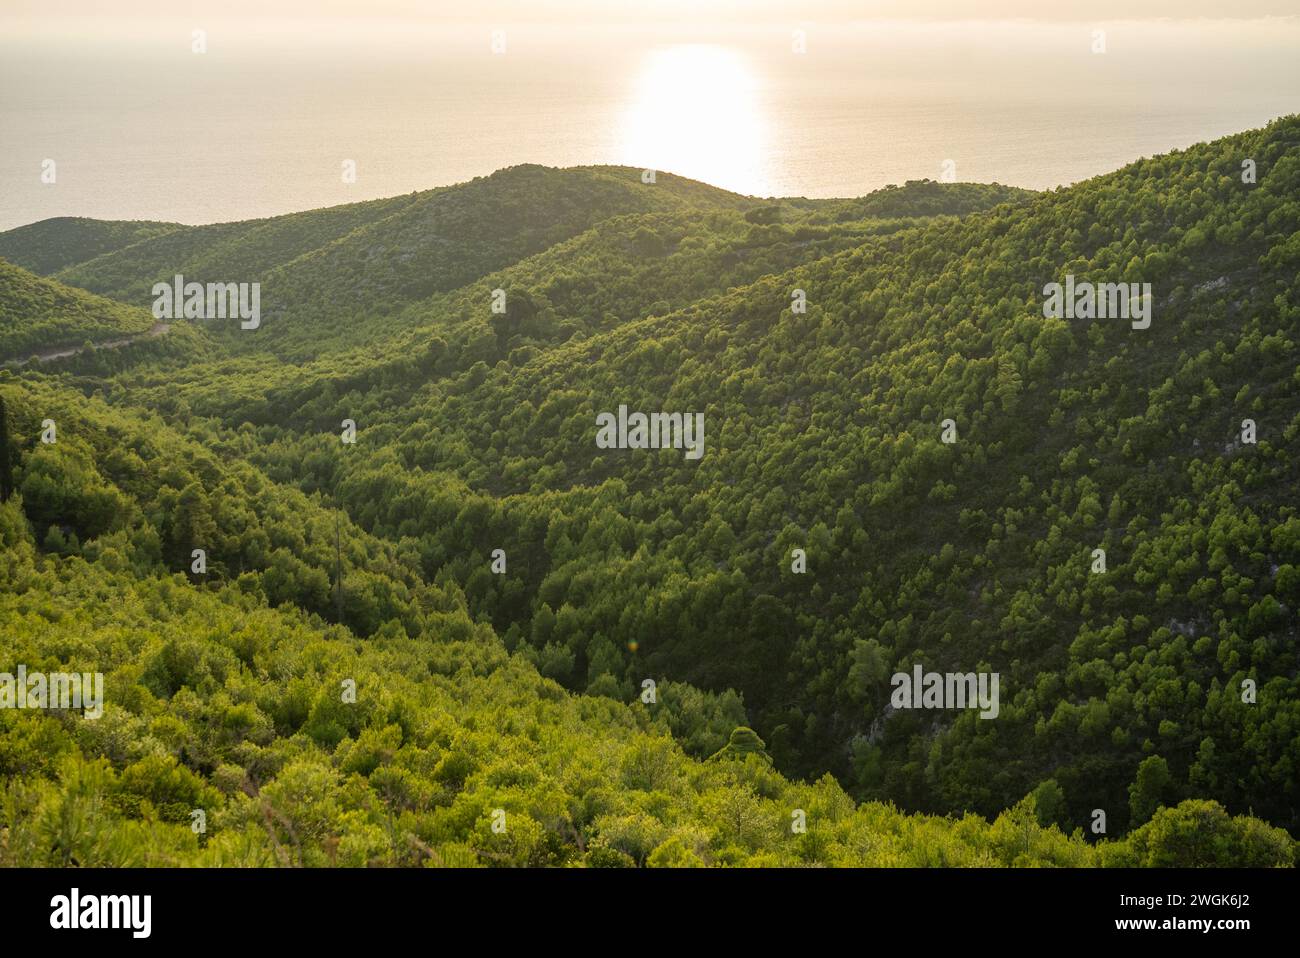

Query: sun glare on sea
[618,44,770,197]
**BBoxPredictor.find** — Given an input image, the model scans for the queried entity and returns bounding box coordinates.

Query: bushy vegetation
[0,260,156,362]
[0,217,182,276]
[1,510,1289,867]
[0,120,1296,866]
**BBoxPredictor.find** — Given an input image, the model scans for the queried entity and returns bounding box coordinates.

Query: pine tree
[0,394,13,502]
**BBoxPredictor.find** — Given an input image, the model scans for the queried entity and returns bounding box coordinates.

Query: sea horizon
[3,15,1299,230]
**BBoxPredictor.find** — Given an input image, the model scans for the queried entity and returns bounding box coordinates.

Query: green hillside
[42,178,1030,413]
[0,259,158,363]
[46,193,423,309]
[0,218,182,276]
[0,118,1297,867]
[5,514,1288,867]
[0,380,1289,868]
[105,118,1298,835]
[32,167,790,359]
[6,171,1030,368]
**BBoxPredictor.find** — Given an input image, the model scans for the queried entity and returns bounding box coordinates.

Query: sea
[2,15,1298,230]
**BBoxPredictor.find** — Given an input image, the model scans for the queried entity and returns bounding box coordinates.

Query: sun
[618,44,770,196]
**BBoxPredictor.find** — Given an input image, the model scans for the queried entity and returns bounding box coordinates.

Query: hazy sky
[2,2,1297,227]
[2,0,1296,14]
[5,0,1300,30]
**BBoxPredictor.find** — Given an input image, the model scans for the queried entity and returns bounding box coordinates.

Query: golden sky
[5,0,1299,27]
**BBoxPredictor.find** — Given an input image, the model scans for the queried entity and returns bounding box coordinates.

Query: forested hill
[0,217,183,276]
[1,170,1030,364]
[0,378,1289,867]
[0,118,1296,867]
[6,167,765,351]
[0,259,158,362]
